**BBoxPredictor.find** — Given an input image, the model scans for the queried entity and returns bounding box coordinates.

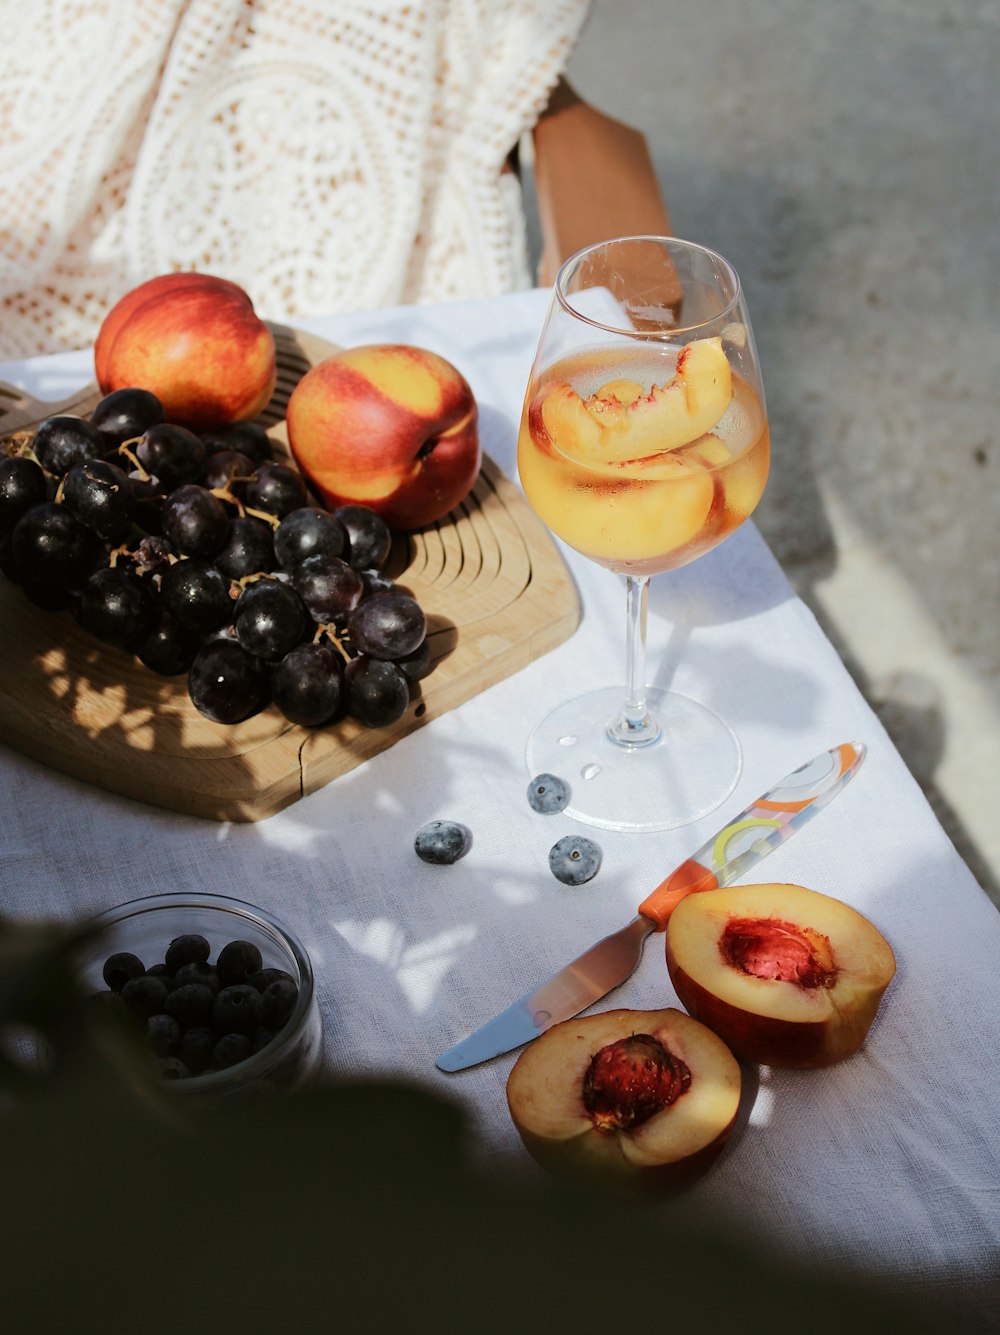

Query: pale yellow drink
[517,339,769,576]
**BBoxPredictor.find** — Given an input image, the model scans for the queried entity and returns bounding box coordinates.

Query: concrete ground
[546,0,1000,903]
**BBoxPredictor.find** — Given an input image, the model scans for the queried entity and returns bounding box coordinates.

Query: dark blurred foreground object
[0,914,989,1333]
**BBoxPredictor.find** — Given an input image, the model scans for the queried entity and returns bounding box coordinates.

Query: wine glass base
[525,686,742,833]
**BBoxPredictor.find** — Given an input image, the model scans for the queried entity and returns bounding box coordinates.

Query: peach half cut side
[665,883,897,1069]
[538,336,733,467]
[506,1008,742,1195]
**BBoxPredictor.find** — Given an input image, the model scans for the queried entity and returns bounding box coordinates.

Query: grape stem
[4,430,36,461]
[319,625,353,664]
[206,479,279,531]
[115,440,148,479]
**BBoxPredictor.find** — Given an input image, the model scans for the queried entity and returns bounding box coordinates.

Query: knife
[436,741,866,1072]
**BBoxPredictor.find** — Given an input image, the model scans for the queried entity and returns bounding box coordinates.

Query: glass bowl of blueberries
[84,892,322,1098]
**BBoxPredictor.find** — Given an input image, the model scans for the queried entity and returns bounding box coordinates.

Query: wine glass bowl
[517,237,769,831]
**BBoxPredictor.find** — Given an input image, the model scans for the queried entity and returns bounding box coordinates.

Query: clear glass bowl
[83,892,323,1100]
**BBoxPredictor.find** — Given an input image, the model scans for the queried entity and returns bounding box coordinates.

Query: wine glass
[517,236,769,832]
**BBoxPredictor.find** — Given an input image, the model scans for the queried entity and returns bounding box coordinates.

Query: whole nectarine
[506,1007,742,1195]
[665,882,896,1068]
[285,344,480,531]
[95,273,277,431]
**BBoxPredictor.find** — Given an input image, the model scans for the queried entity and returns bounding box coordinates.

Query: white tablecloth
[2,290,998,1305]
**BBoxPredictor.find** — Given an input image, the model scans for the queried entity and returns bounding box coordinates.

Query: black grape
[1,532,74,610]
[136,610,201,676]
[246,462,307,519]
[395,639,432,683]
[202,421,274,465]
[11,501,100,587]
[343,656,409,727]
[347,592,425,660]
[293,555,364,622]
[91,388,164,447]
[128,473,167,534]
[233,577,310,660]
[334,504,392,571]
[0,533,19,582]
[273,506,347,572]
[0,456,48,536]
[203,449,254,495]
[62,459,135,539]
[11,401,440,735]
[359,568,396,599]
[160,557,233,633]
[355,566,395,598]
[215,516,275,580]
[160,485,229,558]
[75,565,158,650]
[33,415,103,476]
[271,642,343,726]
[188,639,266,724]
[136,423,206,490]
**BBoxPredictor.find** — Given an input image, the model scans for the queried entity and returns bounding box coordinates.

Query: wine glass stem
[607,574,662,748]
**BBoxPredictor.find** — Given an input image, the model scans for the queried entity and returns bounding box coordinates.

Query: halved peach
[665,883,896,1068]
[539,336,733,465]
[506,1007,742,1194]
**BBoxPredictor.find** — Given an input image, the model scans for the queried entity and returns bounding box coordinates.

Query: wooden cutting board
[0,323,580,821]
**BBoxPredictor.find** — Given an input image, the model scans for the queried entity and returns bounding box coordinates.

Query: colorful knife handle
[636,742,864,929]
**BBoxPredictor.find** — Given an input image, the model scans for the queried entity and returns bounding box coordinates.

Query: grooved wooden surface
[0,324,580,821]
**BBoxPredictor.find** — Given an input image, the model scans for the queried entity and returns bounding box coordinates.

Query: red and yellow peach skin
[286,344,480,531]
[95,273,276,431]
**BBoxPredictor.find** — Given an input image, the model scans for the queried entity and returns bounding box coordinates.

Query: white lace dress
[0,0,591,357]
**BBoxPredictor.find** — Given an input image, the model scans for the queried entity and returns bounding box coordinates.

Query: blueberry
[251,1026,277,1055]
[164,934,211,971]
[160,1056,191,1080]
[145,962,177,988]
[527,773,570,814]
[414,820,471,866]
[248,967,295,994]
[177,1025,216,1075]
[213,1032,252,1069]
[212,984,261,1034]
[259,978,298,1029]
[217,939,263,986]
[164,982,215,1027]
[146,1013,181,1056]
[102,951,145,992]
[120,974,169,1018]
[175,961,222,995]
[548,835,602,886]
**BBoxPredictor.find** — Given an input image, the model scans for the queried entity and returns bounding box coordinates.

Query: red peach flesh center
[582,1033,692,1133]
[719,917,838,989]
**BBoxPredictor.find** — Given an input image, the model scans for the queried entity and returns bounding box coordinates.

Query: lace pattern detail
[0,0,590,357]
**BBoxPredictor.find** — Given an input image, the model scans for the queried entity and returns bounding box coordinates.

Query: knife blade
[436,741,866,1072]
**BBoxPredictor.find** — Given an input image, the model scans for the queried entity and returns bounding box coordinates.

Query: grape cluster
[96,932,300,1079]
[0,387,433,729]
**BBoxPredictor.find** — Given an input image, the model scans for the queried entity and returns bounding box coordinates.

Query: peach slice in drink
[618,456,718,554]
[539,336,734,465]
